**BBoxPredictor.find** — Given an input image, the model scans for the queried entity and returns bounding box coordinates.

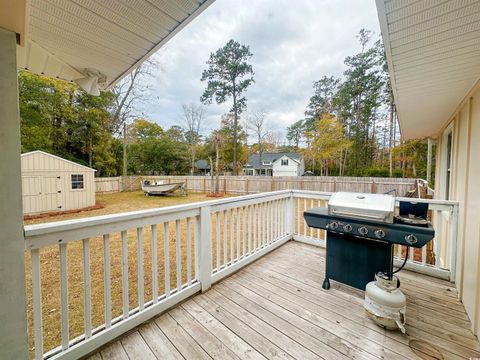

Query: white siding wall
[435,83,480,336]
[21,152,95,214]
[272,156,301,176]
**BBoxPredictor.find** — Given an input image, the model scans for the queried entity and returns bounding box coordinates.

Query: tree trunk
[389,102,394,177]
[209,156,214,193]
[190,146,195,175]
[232,88,238,176]
[123,122,127,176]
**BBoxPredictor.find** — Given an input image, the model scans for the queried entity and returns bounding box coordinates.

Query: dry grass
[24,191,236,356]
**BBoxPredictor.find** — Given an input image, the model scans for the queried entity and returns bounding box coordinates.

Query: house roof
[21,150,96,171]
[244,152,302,169]
[195,159,210,170]
[2,0,214,93]
[376,0,480,140]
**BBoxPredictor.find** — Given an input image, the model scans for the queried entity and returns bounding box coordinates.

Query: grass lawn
[24,191,237,356]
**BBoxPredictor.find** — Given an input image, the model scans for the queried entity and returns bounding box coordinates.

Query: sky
[140,0,381,143]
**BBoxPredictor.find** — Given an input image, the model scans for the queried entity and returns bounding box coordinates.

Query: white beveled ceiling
[8,0,214,90]
[376,0,480,140]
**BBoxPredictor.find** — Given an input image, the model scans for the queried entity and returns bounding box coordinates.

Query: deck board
[94,241,480,360]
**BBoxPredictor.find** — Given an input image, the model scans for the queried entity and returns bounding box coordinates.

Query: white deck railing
[23,190,459,359]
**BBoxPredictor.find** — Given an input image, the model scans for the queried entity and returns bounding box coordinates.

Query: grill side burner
[304,193,435,291]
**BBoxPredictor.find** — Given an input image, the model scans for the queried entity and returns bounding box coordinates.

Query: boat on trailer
[141,180,185,196]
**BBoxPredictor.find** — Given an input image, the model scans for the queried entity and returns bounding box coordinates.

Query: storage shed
[21,151,96,214]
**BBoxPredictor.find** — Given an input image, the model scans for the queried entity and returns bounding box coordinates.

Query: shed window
[71,174,84,189]
[281,159,289,166]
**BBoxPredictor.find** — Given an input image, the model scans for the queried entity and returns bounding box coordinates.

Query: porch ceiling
[376,0,480,140]
[1,0,214,91]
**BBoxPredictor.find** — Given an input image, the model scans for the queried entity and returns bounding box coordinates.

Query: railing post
[449,203,459,283]
[197,205,212,292]
[288,191,295,238]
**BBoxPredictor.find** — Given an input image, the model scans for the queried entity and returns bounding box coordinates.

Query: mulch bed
[24,203,105,220]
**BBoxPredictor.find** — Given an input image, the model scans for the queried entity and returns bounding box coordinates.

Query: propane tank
[364,273,406,333]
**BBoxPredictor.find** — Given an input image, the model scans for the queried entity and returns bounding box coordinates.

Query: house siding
[435,83,480,335]
[272,155,302,176]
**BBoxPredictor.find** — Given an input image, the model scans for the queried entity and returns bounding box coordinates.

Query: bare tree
[110,59,158,176]
[181,103,206,174]
[246,109,269,164]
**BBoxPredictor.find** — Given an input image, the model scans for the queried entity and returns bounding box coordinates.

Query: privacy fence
[95,175,422,197]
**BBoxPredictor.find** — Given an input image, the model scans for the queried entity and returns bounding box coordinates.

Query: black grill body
[304,208,435,291]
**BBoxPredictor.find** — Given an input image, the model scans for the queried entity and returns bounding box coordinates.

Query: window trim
[281,159,289,166]
[71,173,85,191]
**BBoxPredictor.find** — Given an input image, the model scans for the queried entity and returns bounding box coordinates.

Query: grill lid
[328,192,396,224]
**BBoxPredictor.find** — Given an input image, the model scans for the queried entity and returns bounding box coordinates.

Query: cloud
[140,0,380,142]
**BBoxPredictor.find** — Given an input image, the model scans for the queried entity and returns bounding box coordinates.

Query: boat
[141,180,185,196]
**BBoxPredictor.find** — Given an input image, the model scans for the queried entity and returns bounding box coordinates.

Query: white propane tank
[364,273,406,333]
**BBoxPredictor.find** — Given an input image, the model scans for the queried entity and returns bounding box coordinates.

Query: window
[281,159,289,166]
[262,160,272,165]
[71,174,84,190]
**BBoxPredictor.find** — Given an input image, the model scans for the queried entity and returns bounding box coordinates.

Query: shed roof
[21,150,96,172]
[376,0,480,139]
[2,0,214,93]
[245,152,302,169]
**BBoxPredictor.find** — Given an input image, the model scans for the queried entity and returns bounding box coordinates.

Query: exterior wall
[21,152,95,214]
[272,156,301,176]
[435,83,480,335]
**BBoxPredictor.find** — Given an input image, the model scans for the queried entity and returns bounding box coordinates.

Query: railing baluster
[236,207,241,260]
[164,222,170,297]
[176,219,181,292]
[151,225,158,303]
[267,201,271,244]
[83,238,92,339]
[59,243,69,349]
[102,235,111,328]
[243,206,247,257]
[31,249,43,360]
[310,199,314,238]
[303,198,307,237]
[433,209,441,267]
[223,209,227,265]
[297,197,300,236]
[248,205,252,254]
[253,204,257,251]
[230,208,234,262]
[194,216,200,280]
[216,212,220,270]
[316,199,321,239]
[187,218,192,286]
[137,227,144,310]
[121,230,129,318]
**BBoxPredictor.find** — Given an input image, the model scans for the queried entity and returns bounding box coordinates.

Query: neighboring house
[21,151,96,214]
[243,152,305,177]
[378,1,480,337]
[194,159,210,175]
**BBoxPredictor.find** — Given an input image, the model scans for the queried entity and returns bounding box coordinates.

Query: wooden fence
[95,175,419,197]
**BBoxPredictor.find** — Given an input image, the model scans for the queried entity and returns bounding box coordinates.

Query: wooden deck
[89,242,480,360]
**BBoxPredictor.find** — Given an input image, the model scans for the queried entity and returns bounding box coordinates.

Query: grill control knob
[329,221,339,230]
[405,234,418,245]
[343,224,353,232]
[358,226,368,236]
[375,229,386,239]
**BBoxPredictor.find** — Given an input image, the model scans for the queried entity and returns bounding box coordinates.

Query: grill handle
[330,209,387,221]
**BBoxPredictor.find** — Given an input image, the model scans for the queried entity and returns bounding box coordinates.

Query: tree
[181,103,205,174]
[311,114,352,176]
[245,109,269,164]
[286,120,305,149]
[200,39,254,175]
[305,76,340,130]
[217,113,248,172]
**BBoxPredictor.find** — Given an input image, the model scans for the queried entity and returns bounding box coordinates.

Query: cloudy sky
[141,0,380,142]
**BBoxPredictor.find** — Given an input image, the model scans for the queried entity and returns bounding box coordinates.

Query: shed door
[22,176,42,214]
[41,176,63,211]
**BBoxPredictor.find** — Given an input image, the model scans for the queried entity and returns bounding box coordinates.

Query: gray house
[243,152,305,177]
[194,159,210,175]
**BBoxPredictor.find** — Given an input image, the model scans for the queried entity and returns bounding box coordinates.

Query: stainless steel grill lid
[328,192,396,224]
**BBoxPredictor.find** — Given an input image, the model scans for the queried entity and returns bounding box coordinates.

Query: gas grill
[304,192,435,291]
